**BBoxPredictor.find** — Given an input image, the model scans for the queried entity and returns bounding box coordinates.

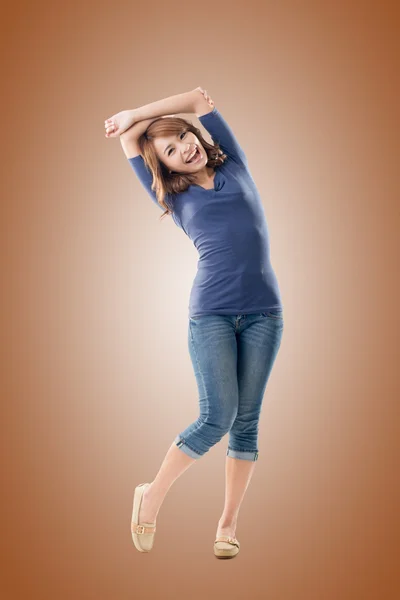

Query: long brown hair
[137,116,227,221]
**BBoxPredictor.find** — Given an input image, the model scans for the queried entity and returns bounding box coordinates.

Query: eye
[168,132,186,156]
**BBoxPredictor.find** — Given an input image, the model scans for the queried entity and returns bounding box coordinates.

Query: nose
[182,143,192,161]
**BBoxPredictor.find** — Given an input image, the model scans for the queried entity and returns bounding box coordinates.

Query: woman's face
[152,129,207,174]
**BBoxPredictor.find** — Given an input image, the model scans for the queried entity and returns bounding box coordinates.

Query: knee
[208,408,238,438]
[229,415,259,435]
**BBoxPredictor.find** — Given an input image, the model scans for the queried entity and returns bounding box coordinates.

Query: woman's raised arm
[105,87,212,138]
[119,118,160,159]
[131,88,199,122]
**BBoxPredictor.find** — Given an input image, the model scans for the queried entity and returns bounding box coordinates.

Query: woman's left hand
[104,109,136,138]
[195,87,214,107]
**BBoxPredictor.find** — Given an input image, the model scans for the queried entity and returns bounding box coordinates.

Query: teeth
[186,147,197,162]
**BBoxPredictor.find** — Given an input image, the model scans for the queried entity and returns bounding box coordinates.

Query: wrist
[124,109,138,127]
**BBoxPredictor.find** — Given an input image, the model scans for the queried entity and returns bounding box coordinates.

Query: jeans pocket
[261,309,283,320]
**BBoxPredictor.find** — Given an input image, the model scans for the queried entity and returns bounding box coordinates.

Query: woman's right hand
[104,109,136,138]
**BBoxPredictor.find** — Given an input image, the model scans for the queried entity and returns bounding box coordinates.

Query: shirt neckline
[190,168,219,192]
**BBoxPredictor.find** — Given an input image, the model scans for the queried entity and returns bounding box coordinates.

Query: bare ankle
[218,516,237,528]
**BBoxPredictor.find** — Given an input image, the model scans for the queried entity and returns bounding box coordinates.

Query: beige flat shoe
[131,482,157,552]
[214,536,240,558]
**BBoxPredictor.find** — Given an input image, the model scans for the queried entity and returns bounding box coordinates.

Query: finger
[203,91,213,104]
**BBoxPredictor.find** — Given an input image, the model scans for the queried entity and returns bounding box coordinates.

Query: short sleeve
[198,107,248,167]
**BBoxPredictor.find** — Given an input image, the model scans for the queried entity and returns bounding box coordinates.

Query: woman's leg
[217,310,284,538]
[138,315,239,524]
[138,441,197,524]
[217,456,257,538]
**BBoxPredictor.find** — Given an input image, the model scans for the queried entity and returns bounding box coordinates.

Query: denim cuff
[226,447,259,461]
[174,435,203,459]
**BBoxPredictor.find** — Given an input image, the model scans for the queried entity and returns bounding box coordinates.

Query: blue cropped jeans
[174,309,284,462]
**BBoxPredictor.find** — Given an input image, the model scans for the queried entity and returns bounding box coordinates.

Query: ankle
[218,516,237,529]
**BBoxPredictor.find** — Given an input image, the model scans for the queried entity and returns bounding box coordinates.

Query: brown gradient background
[1,1,399,599]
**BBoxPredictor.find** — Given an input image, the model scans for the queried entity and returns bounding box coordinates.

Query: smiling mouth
[185,147,201,164]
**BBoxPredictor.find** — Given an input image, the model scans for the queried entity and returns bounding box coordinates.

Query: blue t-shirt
[128,107,283,318]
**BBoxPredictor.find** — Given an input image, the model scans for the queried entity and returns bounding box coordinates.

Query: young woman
[104,87,284,558]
